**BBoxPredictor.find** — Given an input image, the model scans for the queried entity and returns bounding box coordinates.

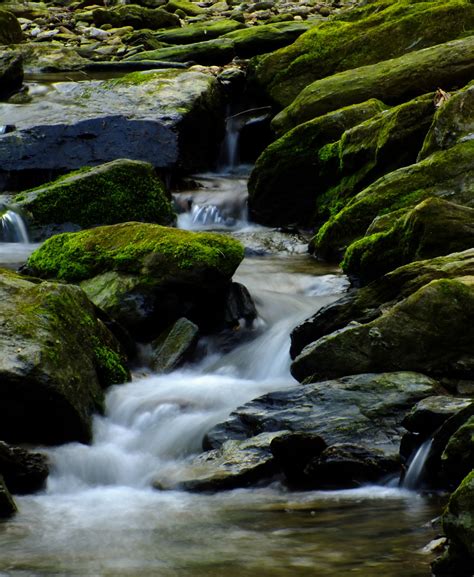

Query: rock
[440,416,474,490]
[92,5,180,29]
[0,50,22,99]
[314,140,474,260]
[163,0,205,16]
[251,0,474,108]
[247,98,386,227]
[13,158,176,236]
[223,281,257,328]
[9,42,89,73]
[291,250,474,360]
[0,441,49,494]
[0,68,224,190]
[151,317,199,373]
[272,35,474,134]
[291,276,474,384]
[0,475,17,518]
[0,9,22,44]
[24,222,244,339]
[342,198,474,284]
[419,82,474,160]
[153,19,245,44]
[192,372,438,490]
[0,268,129,445]
[402,396,473,437]
[432,471,474,577]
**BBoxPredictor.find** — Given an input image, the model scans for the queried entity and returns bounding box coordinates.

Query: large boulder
[92,4,180,29]
[247,99,386,227]
[0,51,22,99]
[0,9,22,45]
[343,198,474,284]
[251,0,474,108]
[314,140,474,260]
[0,269,129,445]
[291,276,474,384]
[13,159,175,237]
[165,372,438,491]
[0,68,224,190]
[272,35,474,134]
[24,222,244,339]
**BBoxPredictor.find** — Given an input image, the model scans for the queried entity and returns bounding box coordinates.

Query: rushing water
[0,174,443,576]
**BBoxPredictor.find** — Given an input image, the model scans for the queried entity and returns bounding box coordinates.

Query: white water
[402,438,433,490]
[0,209,29,243]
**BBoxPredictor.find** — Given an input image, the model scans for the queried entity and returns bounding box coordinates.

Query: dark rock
[0,441,48,494]
[440,415,474,490]
[402,396,473,437]
[0,475,17,518]
[151,317,199,373]
[92,4,180,29]
[0,51,23,99]
[0,9,22,45]
[223,282,257,328]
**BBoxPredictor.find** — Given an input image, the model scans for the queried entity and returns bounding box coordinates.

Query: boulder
[314,140,474,260]
[151,317,199,373]
[272,35,474,134]
[8,42,89,73]
[247,99,386,227]
[0,441,48,494]
[0,51,22,99]
[0,269,129,445]
[440,416,474,490]
[419,82,474,159]
[291,276,474,384]
[163,0,205,16]
[24,222,244,339]
[13,159,175,236]
[92,4,180,29]
[0,68,223,190]
[343,198,474,284]
[180,372,438,490]
[153,19,245,44]
[402,396,473,438]
[0,475,16,518]
[0,9,22,45]
[251,0,474,107]
[291,250,474,359]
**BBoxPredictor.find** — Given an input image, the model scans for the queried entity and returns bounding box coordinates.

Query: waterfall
[0,209,29,243]
[402,438,433,490]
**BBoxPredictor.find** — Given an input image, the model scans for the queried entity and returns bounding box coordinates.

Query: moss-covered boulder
[0,269,129,445]
[163,0,204,16]
[291,249,474,360]
[0,476,16,518]
[0,50,22,99]
[419,82,474,160]
[92,4,180,29]
[343,198,474,284]
[153,19,245,44]
[126,37,235,65]
[13,159,175,236]
[0,9,22,45]
[25,222,244,339]
[273,35,474,134]
[247,99,386,227]
[291,276,474,383]
[251,0,474,108]
[314,140,474,260]
[433,471,474,577]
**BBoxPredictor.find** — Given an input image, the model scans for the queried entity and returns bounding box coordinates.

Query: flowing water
[0,174,443,576]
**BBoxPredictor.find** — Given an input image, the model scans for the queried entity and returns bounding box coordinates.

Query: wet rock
[273,35,474,134]
[24,222,244,339]
[0,68,224,189]
[0,51,23,99]
[13,158,176,236]
[0,269,129,445]
[223,282,257,328]
[0,475,17,518]
[11,42,89,72]
[252,0,474,108]
[0,9,23,44]
[440,416,474,490]
[92,5,180,29]
[151,317,199,373]
[291,276,474,384]
[343,198,474,284]
[402,396,473,438]
[0,441,49,494]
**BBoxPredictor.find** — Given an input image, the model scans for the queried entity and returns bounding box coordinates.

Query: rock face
[0,441,49,494]
[0,68,223,190]
[343,198,474,284]
[0,51,23,99]
[0,269,129,445]
[251,0,474,107]
[272,35,474,134]
[25,222,244,339]
[167,372,438,491]
[13,159,175,236]
[291,276,474,384]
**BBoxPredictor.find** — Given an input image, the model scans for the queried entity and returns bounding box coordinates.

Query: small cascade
[0,209,29,243]
[402,438,433,490]
[189,203,227,227]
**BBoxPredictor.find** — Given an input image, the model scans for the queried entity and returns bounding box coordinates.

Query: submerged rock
[13,158,175,236]
[0,269,129,445]
[25,222,244,339]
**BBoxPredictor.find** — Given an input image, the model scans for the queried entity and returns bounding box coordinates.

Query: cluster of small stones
[16,0,356,62]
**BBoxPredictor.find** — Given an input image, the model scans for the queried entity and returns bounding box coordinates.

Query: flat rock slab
[0,68,223,190]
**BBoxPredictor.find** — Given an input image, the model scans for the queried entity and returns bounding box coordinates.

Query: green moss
[93,343,129,386]
[163,0,205,16]
[126,37,235,65]
[26,222,244,282]
[153,19,245,44]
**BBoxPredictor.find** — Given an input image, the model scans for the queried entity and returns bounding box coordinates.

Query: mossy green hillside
[26,222,244,283]
[251,0,474,108]
[13,159,175,229]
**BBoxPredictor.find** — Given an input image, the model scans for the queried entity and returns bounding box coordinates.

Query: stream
[0,162,443,575]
